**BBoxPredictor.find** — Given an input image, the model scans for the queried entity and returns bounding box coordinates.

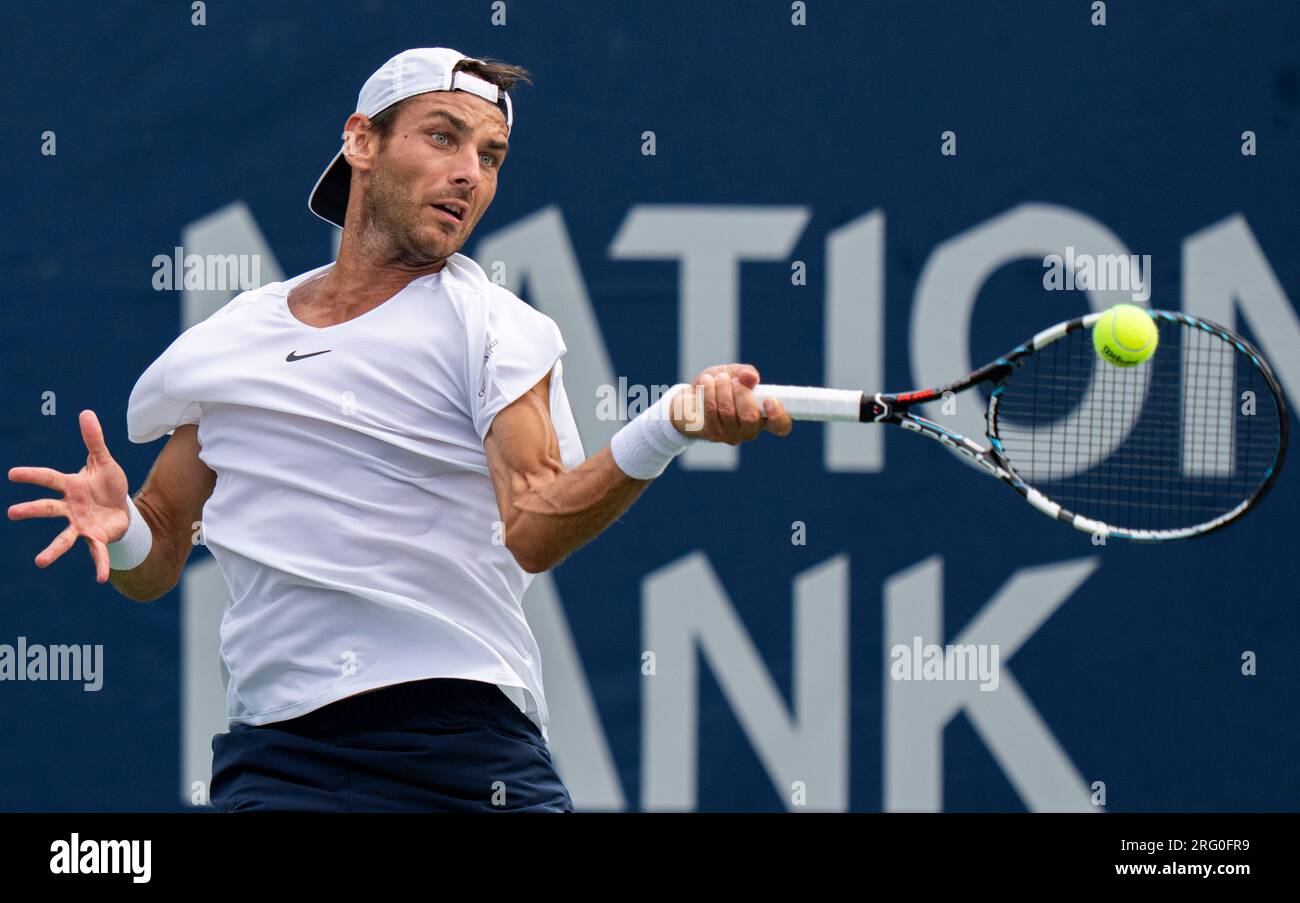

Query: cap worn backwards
[307,47,514,229]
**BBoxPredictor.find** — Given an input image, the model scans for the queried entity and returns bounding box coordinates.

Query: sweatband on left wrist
[108,494,154,572]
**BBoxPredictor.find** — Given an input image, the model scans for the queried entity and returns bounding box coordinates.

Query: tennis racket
[752,309,1288,542]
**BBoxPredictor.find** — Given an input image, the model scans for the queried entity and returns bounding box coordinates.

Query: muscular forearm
[503,447,654,573]
[108,492,189,602]
[487,364,789,574]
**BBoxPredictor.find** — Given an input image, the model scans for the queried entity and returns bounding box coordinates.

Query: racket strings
[991,320,1281,533]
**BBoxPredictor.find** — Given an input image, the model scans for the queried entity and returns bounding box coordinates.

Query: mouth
[431,201,467,223]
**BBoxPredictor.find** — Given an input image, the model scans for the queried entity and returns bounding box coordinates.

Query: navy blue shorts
[210,678,574,812]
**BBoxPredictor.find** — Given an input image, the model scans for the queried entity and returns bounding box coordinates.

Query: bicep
[482,372,566,518]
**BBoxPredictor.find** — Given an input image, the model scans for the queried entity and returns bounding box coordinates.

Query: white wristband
[108,494,154,571]
[610,383,697,480]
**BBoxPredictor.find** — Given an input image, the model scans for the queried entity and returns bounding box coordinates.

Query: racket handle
[750,385,864,422]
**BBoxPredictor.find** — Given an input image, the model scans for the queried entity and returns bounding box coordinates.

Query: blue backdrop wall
[2,0,1297,811]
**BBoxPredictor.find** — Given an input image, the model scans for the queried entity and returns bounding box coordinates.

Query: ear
[341,112,381,173]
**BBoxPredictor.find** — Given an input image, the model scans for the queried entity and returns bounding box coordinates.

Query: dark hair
[368,57,533,136]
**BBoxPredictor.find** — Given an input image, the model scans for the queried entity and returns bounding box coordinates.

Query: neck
[328,223,448,301]
[292,223,449,324]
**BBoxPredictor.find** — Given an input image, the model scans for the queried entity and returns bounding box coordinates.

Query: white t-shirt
[126,253,584,744]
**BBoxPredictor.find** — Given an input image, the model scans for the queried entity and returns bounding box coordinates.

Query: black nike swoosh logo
[285,350,332,362]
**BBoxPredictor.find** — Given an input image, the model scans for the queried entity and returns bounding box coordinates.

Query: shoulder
[172,265,323,346]
[438,253,562,339]
[489,284,559,340]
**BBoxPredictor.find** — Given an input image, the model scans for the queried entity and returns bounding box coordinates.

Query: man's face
[357,91,509,264]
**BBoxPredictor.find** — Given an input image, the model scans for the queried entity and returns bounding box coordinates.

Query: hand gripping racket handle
[750,385,864,422]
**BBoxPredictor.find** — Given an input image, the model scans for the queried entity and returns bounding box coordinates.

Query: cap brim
[308,147,351,228]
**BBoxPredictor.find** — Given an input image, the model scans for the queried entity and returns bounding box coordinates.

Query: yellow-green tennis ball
[1093,304,1158,367]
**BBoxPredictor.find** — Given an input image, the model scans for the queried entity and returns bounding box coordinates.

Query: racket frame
[755,309,1289,543]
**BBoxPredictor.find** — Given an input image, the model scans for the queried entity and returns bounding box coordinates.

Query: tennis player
[6,47,791,812]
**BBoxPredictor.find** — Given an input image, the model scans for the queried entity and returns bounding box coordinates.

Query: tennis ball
[1092,304,1158,367]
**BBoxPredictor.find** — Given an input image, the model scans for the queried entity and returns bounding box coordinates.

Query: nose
[446,143,484,189]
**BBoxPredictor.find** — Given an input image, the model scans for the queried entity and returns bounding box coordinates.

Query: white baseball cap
[308,47,515,228]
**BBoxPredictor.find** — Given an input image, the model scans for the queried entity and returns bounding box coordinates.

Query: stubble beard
[362,157,462,268]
